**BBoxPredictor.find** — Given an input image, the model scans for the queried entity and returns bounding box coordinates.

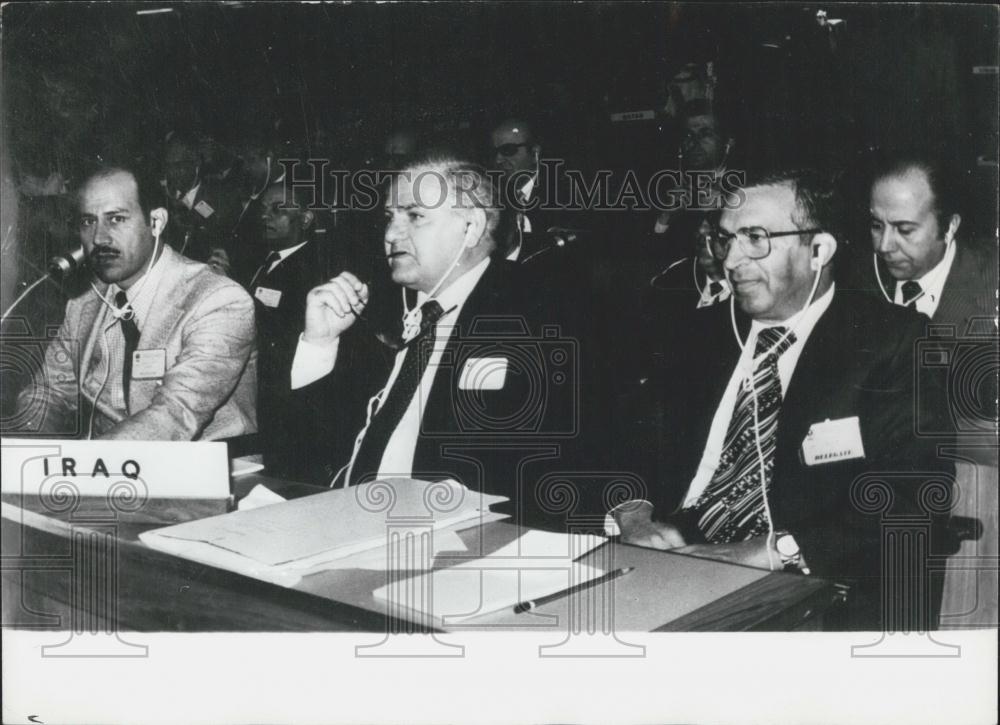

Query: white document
[236,483,285,510]
[139,479,505,586]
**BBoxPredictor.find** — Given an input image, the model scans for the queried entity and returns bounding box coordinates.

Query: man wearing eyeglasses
[490,118,575,263]
[614,168,951,630]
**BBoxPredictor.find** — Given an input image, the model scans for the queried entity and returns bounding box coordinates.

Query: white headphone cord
[727,252,823,570]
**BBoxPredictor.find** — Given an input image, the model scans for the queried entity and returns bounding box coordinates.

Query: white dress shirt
[83,251,169,426]
[290,257,492,482]
[696,277,731,308]
[605,283,836,534]
[893,239,956,319]
[682,283,835,506]
[266,241,309,275]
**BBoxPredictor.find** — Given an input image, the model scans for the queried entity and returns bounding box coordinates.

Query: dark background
[1,2,997,320]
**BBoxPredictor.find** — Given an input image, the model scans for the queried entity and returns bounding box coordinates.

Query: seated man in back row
[13,161,257,441]
[615,167,953,630]
[289,155,599,527]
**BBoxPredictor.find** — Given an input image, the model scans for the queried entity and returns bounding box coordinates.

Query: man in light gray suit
[14,162,257,440]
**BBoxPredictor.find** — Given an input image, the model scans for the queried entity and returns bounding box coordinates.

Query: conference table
[1,473,841,633]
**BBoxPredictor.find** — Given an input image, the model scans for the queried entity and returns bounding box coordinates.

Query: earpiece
[810,244,824,271]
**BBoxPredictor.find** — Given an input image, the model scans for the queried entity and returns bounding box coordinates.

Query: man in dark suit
[247,181,348,480]
[290,156,588,526]
[490,117,580,264]
[161,132,245,276]
[615,168,952,630]
[868,151,999,628]
[868,151,997,331]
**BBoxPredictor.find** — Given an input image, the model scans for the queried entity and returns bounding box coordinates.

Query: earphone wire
[85,226,163,437]
[725,243,825,569]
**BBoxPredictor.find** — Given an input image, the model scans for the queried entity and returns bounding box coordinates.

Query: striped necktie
[690,326,796,543]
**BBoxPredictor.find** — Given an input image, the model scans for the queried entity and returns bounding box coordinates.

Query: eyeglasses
[705,226,822,261]
[494,143,529,157]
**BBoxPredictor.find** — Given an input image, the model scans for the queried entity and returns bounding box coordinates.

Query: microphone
[48,246,86,279]
[2,246,85,326]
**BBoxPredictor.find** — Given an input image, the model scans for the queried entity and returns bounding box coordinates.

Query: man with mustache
[615,167,952,630]
[14,162,257,440]
[868,152,998,628]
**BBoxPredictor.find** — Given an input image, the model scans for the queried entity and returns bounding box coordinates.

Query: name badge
[801,416,865,466]
[458,357,508,390]
[193,200,215,218]
[254,286,282,308]
[132,349,167,380]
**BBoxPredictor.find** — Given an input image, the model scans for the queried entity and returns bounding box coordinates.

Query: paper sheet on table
[230,454,265,477]
[139,479,506,585]
[374,561,606,623]
[452,529,607,568]
[237,483,286,510]
[142,524,468,588]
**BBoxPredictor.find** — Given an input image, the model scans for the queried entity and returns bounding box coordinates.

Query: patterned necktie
[115,291,140,404]
[690,326,797,543]
[900,280,923,305]
[347,300,445,486]
[249,250,281,290]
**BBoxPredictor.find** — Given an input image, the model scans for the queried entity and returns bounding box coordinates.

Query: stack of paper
[373,530,607,625]
[139,478,506,587]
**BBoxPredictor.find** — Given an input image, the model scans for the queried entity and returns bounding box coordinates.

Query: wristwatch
[774,531,807,573]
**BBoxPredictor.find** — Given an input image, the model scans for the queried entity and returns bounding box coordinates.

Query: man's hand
[614,501,687,550]
[304,271,369,345]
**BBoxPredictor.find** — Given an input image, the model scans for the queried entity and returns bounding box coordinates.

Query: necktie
[115,291,140,405]
[708,280,724,297]
[900,280,923,305]
[347,300,445,486]
[249,251,281,290]
[689,326,796,543]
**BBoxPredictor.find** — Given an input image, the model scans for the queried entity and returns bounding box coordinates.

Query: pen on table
[513,566,635,614]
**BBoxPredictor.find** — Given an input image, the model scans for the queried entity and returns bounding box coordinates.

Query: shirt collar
[748,282,836,348]
[269,240,309,271]
[897,239,956,301]
[180,183,201,210]
[416,256,491,320]
[107,249,168,329]
[519,174,537,202]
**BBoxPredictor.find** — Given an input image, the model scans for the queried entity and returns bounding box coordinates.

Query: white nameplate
[1,438,230,500]
[801,417,866,466]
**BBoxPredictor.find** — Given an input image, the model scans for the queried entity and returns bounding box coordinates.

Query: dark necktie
[708,280,724,297]
[900,280,923,305]
[347,300,445,486]
[689,326,797,543]
[249,250,281,290]
[115,291,140,404]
